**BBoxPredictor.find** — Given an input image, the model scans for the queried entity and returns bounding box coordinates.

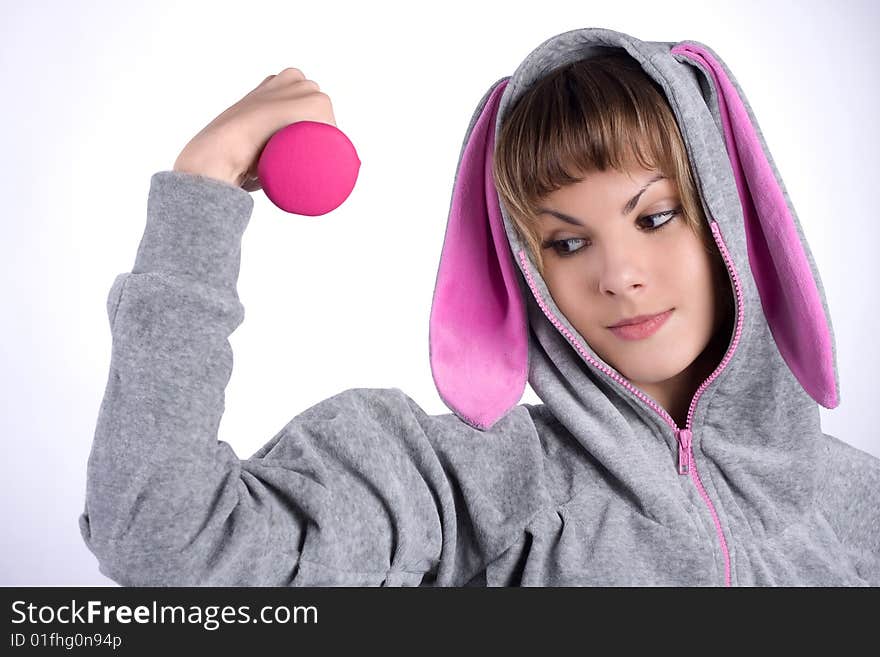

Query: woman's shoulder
[814,432,880,571]
[818,432,880,476]
[252,386,544,461]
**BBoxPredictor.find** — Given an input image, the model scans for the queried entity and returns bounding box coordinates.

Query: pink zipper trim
[516,219,744,587]
[676,220,745,587]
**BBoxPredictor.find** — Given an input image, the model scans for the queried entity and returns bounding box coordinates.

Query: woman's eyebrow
[537,173,667,227]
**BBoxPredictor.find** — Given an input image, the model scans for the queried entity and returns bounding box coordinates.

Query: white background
[1,0,877,585]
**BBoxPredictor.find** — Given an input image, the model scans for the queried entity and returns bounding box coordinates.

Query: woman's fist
[173,68,337,191]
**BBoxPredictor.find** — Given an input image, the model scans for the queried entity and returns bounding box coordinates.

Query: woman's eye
[551,238,587,256]
[640,208,680,230]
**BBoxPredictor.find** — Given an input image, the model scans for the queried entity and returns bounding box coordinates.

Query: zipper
[516,219,743,587]
[677,428,692,475]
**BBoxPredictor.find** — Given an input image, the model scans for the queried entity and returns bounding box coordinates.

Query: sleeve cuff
[132,170,255,289]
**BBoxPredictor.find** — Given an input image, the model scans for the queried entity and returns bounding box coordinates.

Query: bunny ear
[671,43,839,409]
[429,78,529,431]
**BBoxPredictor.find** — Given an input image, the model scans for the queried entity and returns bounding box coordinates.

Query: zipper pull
[676,428,693,475]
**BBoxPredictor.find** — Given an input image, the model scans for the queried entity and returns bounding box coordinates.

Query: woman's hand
[173,67,337,192]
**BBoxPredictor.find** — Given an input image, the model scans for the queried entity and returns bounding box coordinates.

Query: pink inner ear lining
[671,44,838,408]
[428,78,529,431]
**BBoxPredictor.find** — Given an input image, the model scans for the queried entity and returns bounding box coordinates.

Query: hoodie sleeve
[79,171,547,586]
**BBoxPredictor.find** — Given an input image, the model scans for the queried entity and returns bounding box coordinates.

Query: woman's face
[536,164,730,421]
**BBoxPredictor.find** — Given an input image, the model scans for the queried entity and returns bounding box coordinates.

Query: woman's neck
[643,318,732,429]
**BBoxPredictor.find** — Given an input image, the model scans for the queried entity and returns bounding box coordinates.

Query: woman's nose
[597,245,648,297]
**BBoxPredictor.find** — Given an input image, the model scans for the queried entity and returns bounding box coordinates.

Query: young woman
[80,27,879,586]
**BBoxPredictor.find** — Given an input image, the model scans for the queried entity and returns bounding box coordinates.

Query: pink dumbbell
[257,120,361,216]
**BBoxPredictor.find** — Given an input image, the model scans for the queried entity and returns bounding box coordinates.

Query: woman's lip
[608,309,674,341]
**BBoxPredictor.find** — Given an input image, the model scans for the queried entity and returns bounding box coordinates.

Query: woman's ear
[671,41,840,409]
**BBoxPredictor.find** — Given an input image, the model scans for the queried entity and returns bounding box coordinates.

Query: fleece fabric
[80,27,880,586]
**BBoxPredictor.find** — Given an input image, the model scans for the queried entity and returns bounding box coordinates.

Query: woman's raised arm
[79,72,548,585]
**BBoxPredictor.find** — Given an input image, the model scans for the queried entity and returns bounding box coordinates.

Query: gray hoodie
[80,27,880,586]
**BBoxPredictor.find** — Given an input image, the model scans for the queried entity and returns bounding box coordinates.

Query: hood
[430,26,839,428]
[428,28,841,555]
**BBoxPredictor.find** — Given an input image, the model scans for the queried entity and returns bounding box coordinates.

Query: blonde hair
[492,50,719,279]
